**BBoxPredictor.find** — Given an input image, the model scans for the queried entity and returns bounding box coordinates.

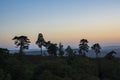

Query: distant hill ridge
[9,46,120,57]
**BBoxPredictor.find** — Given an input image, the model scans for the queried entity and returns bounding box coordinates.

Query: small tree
[46,41,58,56]
[65,45,75,63]
[58,42,64,57]
[66,46,75,57]
[105,50,117,59]
[0,48,9,57]
[91,43,101,58]
[0,48,9,54]
[12,36,30,54]
[0,48,9,63]
[79,39,89,56]
[36,33,45,55]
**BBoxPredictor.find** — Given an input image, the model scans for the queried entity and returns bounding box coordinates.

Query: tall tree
[12,36,30,54]
[79,39,89,56]
[91,43,101,58]
[36,33,45,55]
[58,42,64,57]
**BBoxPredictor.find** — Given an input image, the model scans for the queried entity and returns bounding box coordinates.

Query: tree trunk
[19,45,23,54]
[83,50,86,57]
[96,53,98,58]
[41,46,42,56]
[96,52,99,58]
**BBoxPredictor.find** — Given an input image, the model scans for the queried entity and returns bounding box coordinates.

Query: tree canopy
[79,39,89,56]
[91,43,101,58]
[12,36,30,54]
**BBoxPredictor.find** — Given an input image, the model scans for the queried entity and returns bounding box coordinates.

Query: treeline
[12,33,117,58]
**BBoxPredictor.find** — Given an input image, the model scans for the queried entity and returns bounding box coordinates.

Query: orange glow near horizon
[0,0,120,49]
[0,30,120,49]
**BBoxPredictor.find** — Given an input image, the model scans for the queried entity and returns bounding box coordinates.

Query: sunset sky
[0,0,120,49]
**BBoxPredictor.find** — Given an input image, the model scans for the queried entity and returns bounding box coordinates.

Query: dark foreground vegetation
[0,33,120,80]
[0,48,120,80]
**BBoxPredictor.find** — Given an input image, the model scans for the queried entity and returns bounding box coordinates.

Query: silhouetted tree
[0,48,9,58]
[105,50,117,59]
[36,33,45,55]
[45,41,58,56]
[0,48,9,54]
[0,48,9,64]
[79,39,89,56]
[58,42,64,57]
[12,36,30,54]
[91,43,101,58]
[65,46,75,58]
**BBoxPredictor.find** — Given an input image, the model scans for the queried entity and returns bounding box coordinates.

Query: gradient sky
[0,0,120,49]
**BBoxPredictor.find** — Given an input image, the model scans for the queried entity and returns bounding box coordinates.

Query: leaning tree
[12,36,30,54]
[91,43,101,58]
[36,33,45,55]
[79,39,89,56]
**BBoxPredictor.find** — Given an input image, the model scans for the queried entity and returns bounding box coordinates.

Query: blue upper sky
[0,0,120,49]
